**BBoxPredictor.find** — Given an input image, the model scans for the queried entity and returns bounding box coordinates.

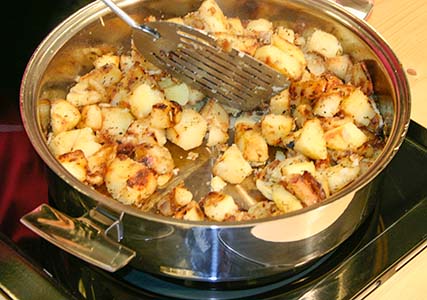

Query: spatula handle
[100,0,160,39]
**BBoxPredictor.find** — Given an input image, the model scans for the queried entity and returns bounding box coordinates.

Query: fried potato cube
[294,119,328,160]
[100,107,134,141]
[50,99,81,135]
[325,164,360,193]
[157,185,193,217]
[164,83,190,106]
[49,127,101,158]
[275,26,295,43]
[89,64,123,88]
[150,100,182,129]
[86,144,117,186]
[269,89,290,115]
[201,192,239,222]
[236,128,269,165]
[326,54,353,80]
[227,17,245,35]
[255,179,273,200]
[188,87,205,105]
[174,201,205,221]
[166,108,208,151]
[234,116,268,165]
[93,54,120,69]
[284,172,326,206]
[66,80,105,107]
[272,183,303,213]
[281,161,316,177]
[77,104,102,130]
[200,99,229,131]
[261,114,293,146]
[210,175,227,192]
[189,0,228,33]
[213,144,252,184]
[246,18,273,33]
[66,64,122,107]
[172,186,194,207]
[58,150,88,182]
[200,99,230,146]
[247,201,281,219]
[105,155,158,205]
[123,119,167,146]
[325,122,368,150]
[313,93,343,117]
[134,143,174,175]
[255,42,305,80]
[341,88,376,127]
[206,125,229,147]
[294,104,313,128]
[306,29,343,58]
[215,32,260,55]
[128,82,165,119]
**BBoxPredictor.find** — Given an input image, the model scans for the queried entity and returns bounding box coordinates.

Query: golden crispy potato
[78,104,102,130]
[294,119,328,160]
[100,107,134,142]
[58,150,88,182]
[261,114,293,146]
[201,192,239,222]
[341,88,376,127]
[128,82,164,119]
[166,108,208,151]
[105,155,157,205]
[213,144,252,184]
[306,29,343,58]
[325,122,368,150]
[50,99,81,135]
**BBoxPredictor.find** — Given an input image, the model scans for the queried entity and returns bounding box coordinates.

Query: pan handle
[20,204,136,272]
[330,0,374,20]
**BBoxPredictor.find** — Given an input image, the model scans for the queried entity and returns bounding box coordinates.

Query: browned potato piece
[200,99,230,146]
[150,100,182,129]
[100,107,134,142]
[272,184,303,213]
[174,201,205,221]
[128,82,164,119]
[213,144,252,184]
[105,155,157,206]
[294,119,328,160]
[58,150,88,182]
[134,143,174,175]
[201,192,239,222]
[166,108,208,151]
[50,99,81,135]
[341,88,376,127]
[261,114,293,146]
[325,164,360,193]
[325,122,368,151]
[78,104,102,131]
[87,144,117,186]
[306,29,343,58]
[49,127,101,158]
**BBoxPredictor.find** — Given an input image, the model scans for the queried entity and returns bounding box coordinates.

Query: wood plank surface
[361,1,427,298]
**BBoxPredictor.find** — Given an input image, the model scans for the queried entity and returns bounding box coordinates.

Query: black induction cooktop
[30,120,427,300]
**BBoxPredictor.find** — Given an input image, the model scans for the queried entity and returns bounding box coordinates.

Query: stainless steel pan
[20,0,410,283]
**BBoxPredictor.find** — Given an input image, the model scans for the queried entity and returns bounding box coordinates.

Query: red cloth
[0,125,48,243]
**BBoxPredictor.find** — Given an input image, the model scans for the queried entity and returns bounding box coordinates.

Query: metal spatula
[101,0,289,111]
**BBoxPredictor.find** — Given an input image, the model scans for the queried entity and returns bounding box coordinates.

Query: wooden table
[369,0,427,128]
[363,1,427,298]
